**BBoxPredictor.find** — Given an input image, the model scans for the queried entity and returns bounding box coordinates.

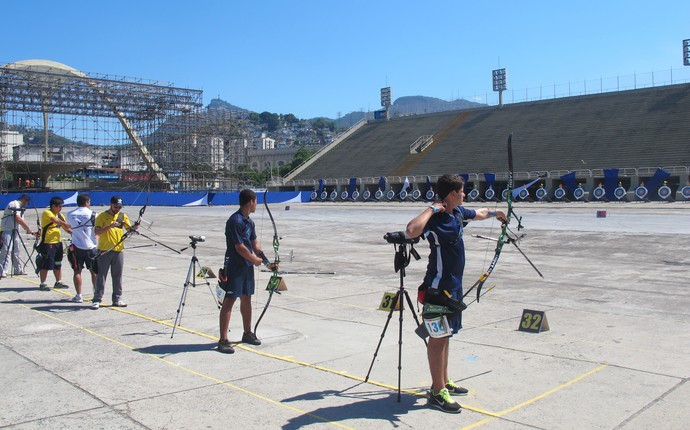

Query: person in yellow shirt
[38,196,73,290]
[91,196,138,309]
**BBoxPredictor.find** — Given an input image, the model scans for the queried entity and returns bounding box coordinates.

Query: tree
[259,111,280,131]
[283,113,299,124]
[290,146,317,170]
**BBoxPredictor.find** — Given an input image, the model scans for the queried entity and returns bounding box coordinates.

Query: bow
[24,204,43,275]
[124,176,182,254]
[95,195,147,258]
[253,190,281,335]
[465,133,543,303]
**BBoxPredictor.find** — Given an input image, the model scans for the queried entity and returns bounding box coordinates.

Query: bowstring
[255,192,266,311]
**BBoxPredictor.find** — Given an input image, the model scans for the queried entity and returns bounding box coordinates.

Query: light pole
[492,68,507,108]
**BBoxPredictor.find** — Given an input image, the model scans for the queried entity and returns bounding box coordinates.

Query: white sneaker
[71,295,84,303]
[91,301,100,310]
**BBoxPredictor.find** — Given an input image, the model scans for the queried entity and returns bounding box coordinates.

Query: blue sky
[3,0,690,119]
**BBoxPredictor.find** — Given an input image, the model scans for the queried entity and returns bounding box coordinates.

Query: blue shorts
[224,264,255,297]
[423,283,463,336]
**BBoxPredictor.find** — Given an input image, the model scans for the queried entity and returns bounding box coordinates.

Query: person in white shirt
[0,194,37,277]
[66,194,98,303]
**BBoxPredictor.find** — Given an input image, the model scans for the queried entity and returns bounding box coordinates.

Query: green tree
[283,113,299,124]
[259,111,280,131]
[290,146,316,170]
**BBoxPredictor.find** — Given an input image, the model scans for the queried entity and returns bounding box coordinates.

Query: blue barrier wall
[0,191,311,209]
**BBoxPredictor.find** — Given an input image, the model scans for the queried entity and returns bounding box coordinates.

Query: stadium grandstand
[281,83,690,202]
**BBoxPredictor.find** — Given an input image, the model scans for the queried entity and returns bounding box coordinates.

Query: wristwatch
[429,205,438,214]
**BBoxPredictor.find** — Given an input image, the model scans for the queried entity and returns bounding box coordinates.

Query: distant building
[0,130,23,161]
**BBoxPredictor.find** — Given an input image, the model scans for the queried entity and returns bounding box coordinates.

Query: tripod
[1,207,35,277]
[171,236,219,338]
[365,237,425,402]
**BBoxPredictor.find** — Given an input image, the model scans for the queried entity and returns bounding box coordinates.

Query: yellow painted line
[12,276,602,421]
[0,294,353,430]
[459,364,608,429]
[12,278,428,398]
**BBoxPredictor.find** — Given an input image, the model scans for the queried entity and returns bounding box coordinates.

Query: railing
[463,67,690,107]
[409,135,433,154]
[280,166,689,191]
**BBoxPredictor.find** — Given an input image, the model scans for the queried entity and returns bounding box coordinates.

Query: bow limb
[263,189,280,266]
[475,134,514,302]
[24,205,43,273]
[253,190,281,335]
[468,223,507,303]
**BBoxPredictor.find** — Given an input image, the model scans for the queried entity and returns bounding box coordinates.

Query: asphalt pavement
[1,201,689,429]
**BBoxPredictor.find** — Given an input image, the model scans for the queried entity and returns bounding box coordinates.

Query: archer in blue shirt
[406,174,506,413]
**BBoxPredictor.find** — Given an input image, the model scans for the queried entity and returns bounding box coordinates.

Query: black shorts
[38,242,64,271]
[68,246,98,271]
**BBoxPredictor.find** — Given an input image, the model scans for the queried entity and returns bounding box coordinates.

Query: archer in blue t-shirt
[406,174,506,413]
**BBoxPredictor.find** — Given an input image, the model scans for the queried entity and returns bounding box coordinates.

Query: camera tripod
[365,238,425,402]
[1,207,36,277]
[171,236,220,338]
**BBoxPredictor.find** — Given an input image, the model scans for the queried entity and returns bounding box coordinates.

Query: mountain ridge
[207,95,485,129]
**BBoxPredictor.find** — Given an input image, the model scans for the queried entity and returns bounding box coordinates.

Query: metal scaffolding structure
[0,59,230,192]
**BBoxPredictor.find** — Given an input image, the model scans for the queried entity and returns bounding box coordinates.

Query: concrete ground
[1,201,689,429]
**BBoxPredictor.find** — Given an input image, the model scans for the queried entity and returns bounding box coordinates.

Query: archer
[406,174,506,413]
[218,189,278,354]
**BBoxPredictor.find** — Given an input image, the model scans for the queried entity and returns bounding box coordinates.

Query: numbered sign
[378,291,402,312]
[197,266,216,278]
[518,309,550,333]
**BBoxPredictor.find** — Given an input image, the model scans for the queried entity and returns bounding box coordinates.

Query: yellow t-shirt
[95,210,131,252]
[41,210,65,244]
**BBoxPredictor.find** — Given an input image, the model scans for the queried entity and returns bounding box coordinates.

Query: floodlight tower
[683,39,690,66]
[492,68,507,108]
[380,86,392,120]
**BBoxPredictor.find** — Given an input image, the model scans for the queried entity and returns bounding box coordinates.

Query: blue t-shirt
[225,210,257,267]
[423,206,476,296]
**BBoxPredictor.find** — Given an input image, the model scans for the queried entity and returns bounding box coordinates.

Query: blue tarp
[348,178,357,195]
[643,168,671,194]
[604,168,619,200]
[560,172,578,198]
[484,173,496,188]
